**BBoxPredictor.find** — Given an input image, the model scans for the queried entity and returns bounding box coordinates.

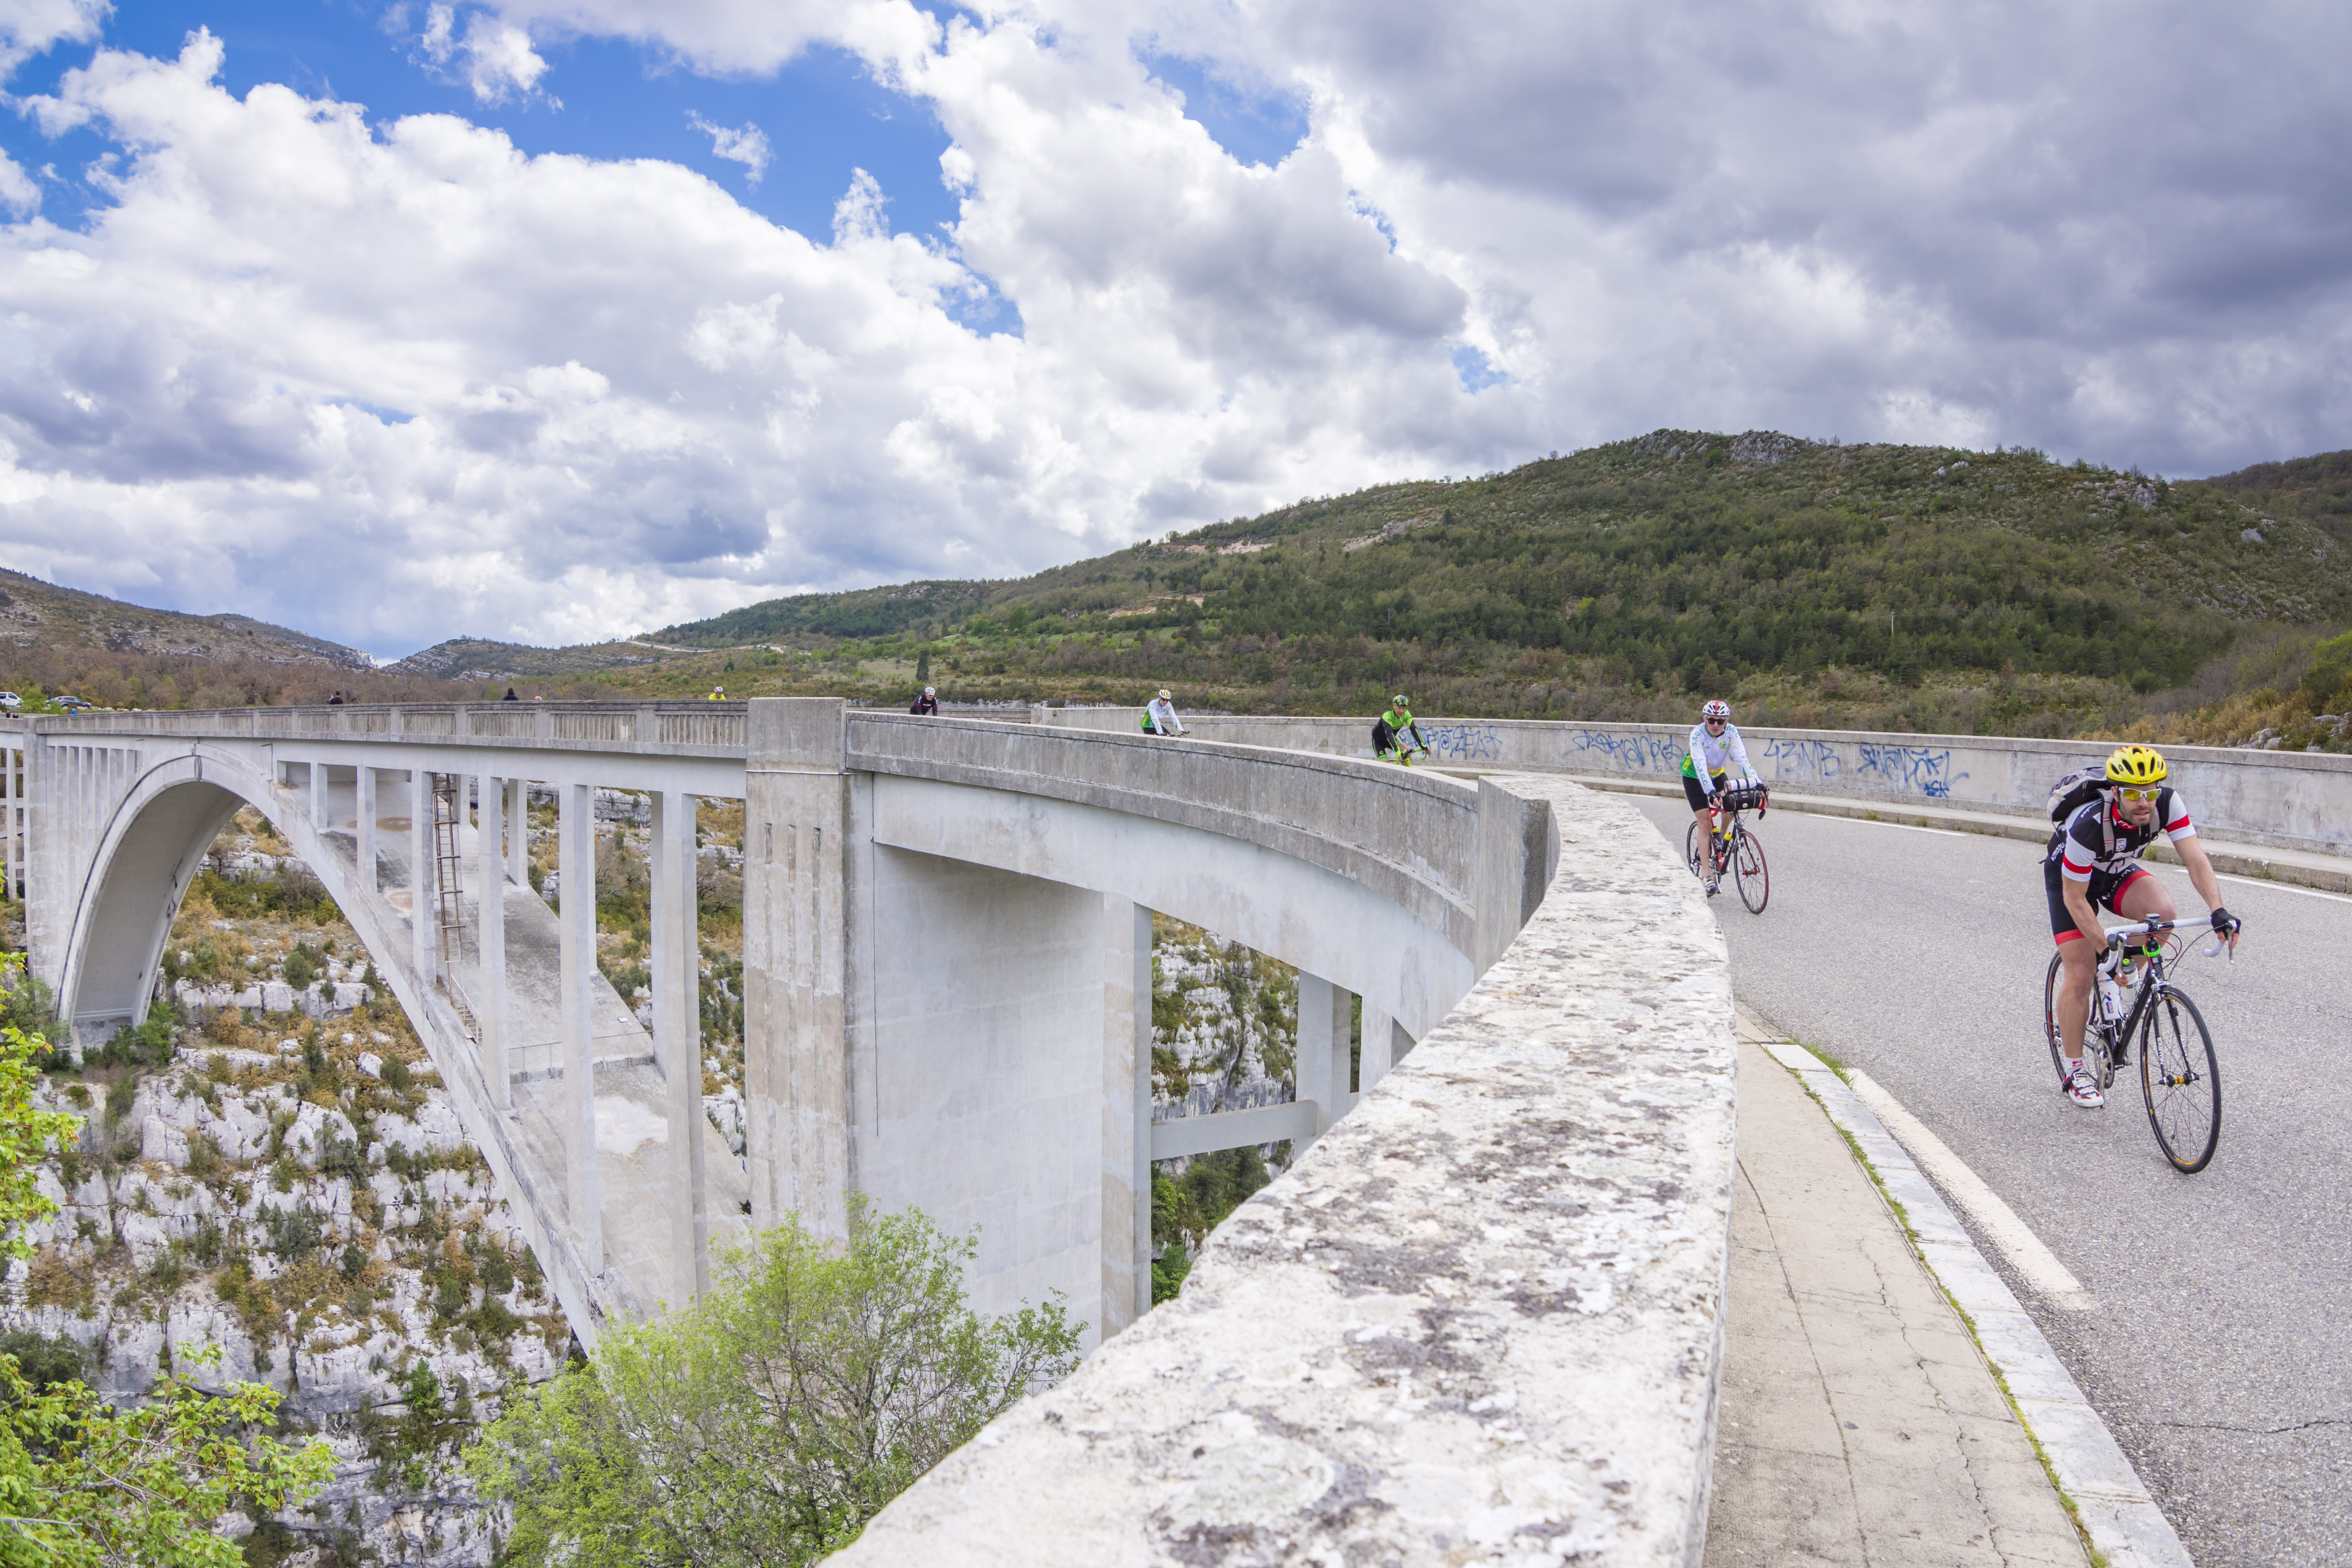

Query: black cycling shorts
[2043,858,2152,945]
[1681,772,1720,812]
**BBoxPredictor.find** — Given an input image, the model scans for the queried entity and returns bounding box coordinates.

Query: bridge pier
[557,781,603,1274]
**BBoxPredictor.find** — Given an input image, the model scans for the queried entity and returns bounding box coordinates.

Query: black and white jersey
[2044,787,2196,882]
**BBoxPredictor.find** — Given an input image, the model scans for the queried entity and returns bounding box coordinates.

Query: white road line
[2213,870,2352,904]
[1846,1070,2098,1313]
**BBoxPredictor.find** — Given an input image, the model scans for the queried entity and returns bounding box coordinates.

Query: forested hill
[639,432,2349,731]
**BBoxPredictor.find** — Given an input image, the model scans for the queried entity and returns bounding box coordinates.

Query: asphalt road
[1629,795,2351,1568]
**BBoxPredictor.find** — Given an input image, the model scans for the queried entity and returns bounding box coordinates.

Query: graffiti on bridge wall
[1567,729,1682,772]
[1422,725,1502,762]
[1762,737,1841,785]
[1857,743,1970,799]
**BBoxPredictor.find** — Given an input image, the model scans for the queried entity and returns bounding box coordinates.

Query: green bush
[466,1200,1081,1568]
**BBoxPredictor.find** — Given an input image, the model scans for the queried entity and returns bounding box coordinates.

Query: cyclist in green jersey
[1372,695,1428,764]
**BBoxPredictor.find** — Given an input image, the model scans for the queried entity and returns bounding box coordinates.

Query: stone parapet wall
[1039,708,2352,857]
[830,776,1737,1567]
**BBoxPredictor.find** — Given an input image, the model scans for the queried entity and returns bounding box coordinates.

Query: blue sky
[1,1,964,242]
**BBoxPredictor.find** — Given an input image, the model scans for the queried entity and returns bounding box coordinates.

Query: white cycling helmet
[1702,700,1730,722]
[1158,688,1171,700]
[923,686,935,696]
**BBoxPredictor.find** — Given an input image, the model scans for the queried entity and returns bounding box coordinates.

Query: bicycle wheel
[2139,985,2220,1173]
[2041,951,2072,1089]
[1733,825,1769,913]
[1684,822,1704,879]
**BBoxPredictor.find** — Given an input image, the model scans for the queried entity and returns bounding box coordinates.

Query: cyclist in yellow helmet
[2043,744,2240,1108]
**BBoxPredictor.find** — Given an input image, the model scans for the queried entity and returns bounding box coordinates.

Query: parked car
[53,695,92,712]
[0,692,18,710]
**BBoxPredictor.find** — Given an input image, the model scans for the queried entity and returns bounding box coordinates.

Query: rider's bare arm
[2061,877,2107,948]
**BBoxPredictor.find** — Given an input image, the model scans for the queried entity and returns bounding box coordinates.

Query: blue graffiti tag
[1761,737,1842,785]
[1423,725,1502,761]
[1856,743,1970,799]
[1566,729,1682,772]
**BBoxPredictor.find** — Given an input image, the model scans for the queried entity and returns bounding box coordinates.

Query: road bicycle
[1383,745,1431,768]
[1684,782,1769,914]
[2041,915,2228,1173]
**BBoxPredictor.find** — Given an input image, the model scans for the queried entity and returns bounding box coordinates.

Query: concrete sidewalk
[1705,1019,2089,1566]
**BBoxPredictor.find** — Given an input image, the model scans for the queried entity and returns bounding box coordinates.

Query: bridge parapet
[832,774,1736,1566]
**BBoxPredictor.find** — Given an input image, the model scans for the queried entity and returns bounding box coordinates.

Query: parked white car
[0,692,18,710]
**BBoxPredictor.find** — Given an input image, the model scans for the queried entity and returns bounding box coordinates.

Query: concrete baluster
[356,768,377,898]
[652,789,706,1299]
[740,698,849,1239]
[410,769,435,983]
[558,782,603,1272]
[477,773,509,1113]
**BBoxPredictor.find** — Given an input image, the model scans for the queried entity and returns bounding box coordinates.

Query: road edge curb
[1738,1006,2195,1568]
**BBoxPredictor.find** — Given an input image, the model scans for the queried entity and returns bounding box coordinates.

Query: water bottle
[2097,972,2123,1023]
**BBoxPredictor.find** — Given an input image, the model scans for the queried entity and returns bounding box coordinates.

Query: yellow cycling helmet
[2105,745,2168,787]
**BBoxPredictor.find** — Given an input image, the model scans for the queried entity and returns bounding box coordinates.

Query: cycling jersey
[1682,722,1759,783]
[2044,788,2195,882]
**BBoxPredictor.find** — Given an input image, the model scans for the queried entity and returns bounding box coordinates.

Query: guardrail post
[742,698,849,1239]
[559,781,603,1272]
[477,772,509,1113]
[652,787,706,1300]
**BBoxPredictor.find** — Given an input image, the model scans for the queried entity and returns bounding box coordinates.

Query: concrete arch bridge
[0,699,1736,1561]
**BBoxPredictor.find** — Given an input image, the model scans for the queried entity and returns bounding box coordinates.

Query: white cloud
[0,0,108,80]
[687,112,770,185]
[4,0,2351,656]
[0,150,38,214]
[418,3,552,105]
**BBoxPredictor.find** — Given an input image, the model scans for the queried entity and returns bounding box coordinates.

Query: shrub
[466,1201,1082,1568]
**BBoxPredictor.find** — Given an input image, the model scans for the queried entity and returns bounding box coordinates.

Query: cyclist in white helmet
[1684,699,1765,895]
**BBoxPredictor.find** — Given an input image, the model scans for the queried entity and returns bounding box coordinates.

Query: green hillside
[633,431,2350,737]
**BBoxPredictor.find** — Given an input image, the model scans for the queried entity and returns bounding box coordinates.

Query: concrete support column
[357,767,378,897]
[652,789,706,1300]
[504,779,526,886]
[558,782,602,1273]
[409,769,435,983]
[742,698,849,1238]
[1101,898,1147,1338]
[2,742,13,902]
[477,773,509,1113]
[1295,972,1355,1141]
[309,758,328,834]
[1360,1003,1411,1094]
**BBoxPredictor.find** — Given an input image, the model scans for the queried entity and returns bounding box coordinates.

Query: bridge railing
[19,701,753,751]
[848,712,1489,957]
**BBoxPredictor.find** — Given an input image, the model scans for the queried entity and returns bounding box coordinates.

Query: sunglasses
[1704,719,1726,727]
[2116,786,2161,801]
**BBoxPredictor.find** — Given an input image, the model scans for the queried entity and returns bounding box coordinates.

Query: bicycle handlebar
[2098,916,2234,961]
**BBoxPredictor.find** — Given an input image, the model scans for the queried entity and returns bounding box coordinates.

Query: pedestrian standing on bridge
[910,686,939,715]
[1142,689,1187,737]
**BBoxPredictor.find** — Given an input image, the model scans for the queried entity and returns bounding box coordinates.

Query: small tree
[0,956,333,1565]
[466,1200,1082,1567]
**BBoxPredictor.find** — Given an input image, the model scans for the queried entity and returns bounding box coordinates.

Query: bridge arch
[59,747,384,1041]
